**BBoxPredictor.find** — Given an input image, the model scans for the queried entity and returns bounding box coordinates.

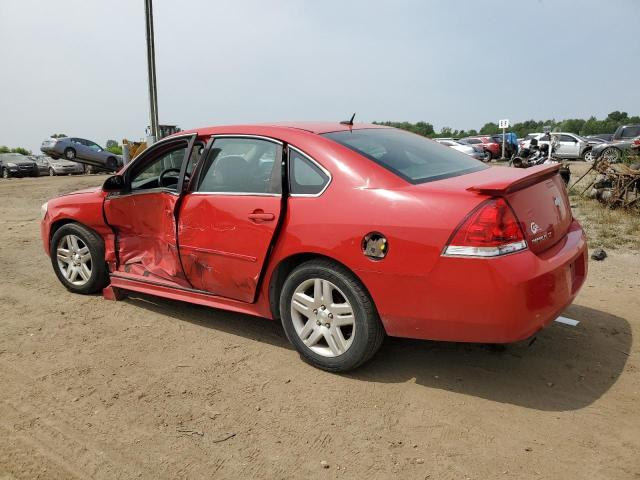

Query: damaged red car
[41,123,587,371]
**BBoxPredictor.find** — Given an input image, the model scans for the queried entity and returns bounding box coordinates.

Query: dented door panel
[177,194,282,302]
[104,191,192,287]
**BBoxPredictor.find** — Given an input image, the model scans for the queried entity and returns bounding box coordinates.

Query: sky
[1,0,639,152]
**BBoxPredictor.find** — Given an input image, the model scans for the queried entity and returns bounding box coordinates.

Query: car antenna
[340,113,356,126]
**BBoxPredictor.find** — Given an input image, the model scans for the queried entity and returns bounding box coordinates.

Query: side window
[621,126,640,139]
[130,143,188,191]
[289,149,329,196]
[560,134,575,142]
[197,138,281,194]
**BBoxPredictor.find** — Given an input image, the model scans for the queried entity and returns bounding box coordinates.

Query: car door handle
[248,211,275,222]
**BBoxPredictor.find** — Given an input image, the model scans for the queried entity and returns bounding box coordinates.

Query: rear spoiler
[467,164,560,195]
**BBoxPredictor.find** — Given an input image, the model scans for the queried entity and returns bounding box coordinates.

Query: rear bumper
[358,219,587,343]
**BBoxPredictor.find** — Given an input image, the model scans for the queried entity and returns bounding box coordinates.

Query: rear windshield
[322,128,487,184]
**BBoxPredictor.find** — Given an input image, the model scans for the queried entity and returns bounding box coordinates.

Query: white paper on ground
[555,316,580,327]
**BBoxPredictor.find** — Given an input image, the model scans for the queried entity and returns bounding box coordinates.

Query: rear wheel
[602,147,621,163]
[484,150,493,162]
[279,259,384,372]
[106,157,118,171]
[64,148,76,160]
[50,223,109,294]
[2,168,10,179]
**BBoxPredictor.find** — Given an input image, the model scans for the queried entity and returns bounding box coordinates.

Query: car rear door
[177,135,283,302]
[103,134,197,287]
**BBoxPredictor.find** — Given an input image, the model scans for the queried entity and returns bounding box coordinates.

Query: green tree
[51,133,67,138]
[0,145,10,154]
[106,139,118,149]
[10,147,31,155]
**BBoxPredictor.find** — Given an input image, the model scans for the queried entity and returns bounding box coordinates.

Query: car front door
[557,134,579,158]
[103,134,197,287]
[177,136,283,302]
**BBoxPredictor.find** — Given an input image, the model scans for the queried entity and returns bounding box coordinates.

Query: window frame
[288,145,332,198]
[114,133,197,197]
[189,134,284,197]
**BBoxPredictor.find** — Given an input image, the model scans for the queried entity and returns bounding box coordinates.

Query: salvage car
[0,153,38,178]
[458,136,500,161]
[434,139,487,161]
[40,123,587,372]
[41,137,122,171]
[34,156,85,176]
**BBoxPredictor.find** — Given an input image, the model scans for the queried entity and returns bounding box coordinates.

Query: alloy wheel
[290,278,356,357]
[602,147,621,163]
[56,234,92,286]
[583,150,593,162]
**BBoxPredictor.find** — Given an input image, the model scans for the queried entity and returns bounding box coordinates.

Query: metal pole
[502,128,506,159]
[144,0,159,144]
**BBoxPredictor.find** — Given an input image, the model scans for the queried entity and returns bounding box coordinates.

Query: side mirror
[103,174,125,192]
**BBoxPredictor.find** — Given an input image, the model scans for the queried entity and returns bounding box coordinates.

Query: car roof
[180,122,389,137]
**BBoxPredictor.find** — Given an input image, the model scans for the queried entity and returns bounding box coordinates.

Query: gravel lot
[1,173,639,479]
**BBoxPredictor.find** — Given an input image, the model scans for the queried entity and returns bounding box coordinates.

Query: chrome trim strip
[288,145,332,198]
[180,244,257,262]
[190,191,281,197]
[209,134,283,145]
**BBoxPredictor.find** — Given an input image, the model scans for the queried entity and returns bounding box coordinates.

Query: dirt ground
[1,171,639,480]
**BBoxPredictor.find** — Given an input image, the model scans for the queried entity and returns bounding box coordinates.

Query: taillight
[443,198,527,257]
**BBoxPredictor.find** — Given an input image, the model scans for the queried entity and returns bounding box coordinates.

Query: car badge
[530,222,542,234]
[553,196,561,207]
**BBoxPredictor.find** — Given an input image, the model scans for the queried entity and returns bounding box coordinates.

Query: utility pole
[144,0,159,144]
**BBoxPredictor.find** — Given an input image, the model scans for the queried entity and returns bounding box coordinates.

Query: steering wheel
[158,168,189,188]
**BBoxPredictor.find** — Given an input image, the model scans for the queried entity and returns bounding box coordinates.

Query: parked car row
[518,124,640,163]
[434,138,489,161]
[0,153,86,178]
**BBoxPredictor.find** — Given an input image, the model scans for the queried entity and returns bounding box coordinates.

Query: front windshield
[323,128,487,184]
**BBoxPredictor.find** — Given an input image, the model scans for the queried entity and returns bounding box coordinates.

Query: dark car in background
[41,137,122,171]
[586,134,614,142]
[0,153,38,178]
[591,125,640,163]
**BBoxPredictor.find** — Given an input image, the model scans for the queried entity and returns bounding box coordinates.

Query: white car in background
[521,132,597,161]
[434,139,487,161]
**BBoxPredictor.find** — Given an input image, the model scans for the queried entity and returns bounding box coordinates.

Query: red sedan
[40,123,587,372]
[459,136,502,160]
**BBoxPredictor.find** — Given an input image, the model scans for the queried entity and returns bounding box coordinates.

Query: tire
[85,164,94,175]
[484,151,493,162]
[50,223,109,295]
[279,259,384,372]
[602,147,621,163]
[49,167,55,176]
[582,149,593,162]
[64,148,76,160]
[2,168,10,179]
[106,157,118,171]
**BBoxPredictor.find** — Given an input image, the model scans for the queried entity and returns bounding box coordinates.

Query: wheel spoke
[298,318,315,340]
[303,328,323,348]
[293,292,314,309]
[333,314,355,327]
[56,248,71,262]
[67,266,77,281]
[67,235,79,251]
[324,328,345,356]
[313,279,322,304]
[79,264,91,281]
[329,303,352,316]
[321,280,333,304]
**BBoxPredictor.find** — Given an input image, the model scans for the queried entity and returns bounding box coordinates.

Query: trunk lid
[465,164,572,254]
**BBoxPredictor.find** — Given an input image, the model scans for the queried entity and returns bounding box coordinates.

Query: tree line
[374,111,640,139]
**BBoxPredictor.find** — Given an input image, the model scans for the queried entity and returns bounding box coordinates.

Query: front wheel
[50,223,109,294]
[49,167,55,176]
[484,151,493,162]
[279,259,384,372]
[2,168,10,179]
[582,149,593,162]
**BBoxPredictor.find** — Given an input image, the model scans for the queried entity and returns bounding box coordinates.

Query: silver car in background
[434,139,488,161]
[41,137,122,171]
[32,156,85,176]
